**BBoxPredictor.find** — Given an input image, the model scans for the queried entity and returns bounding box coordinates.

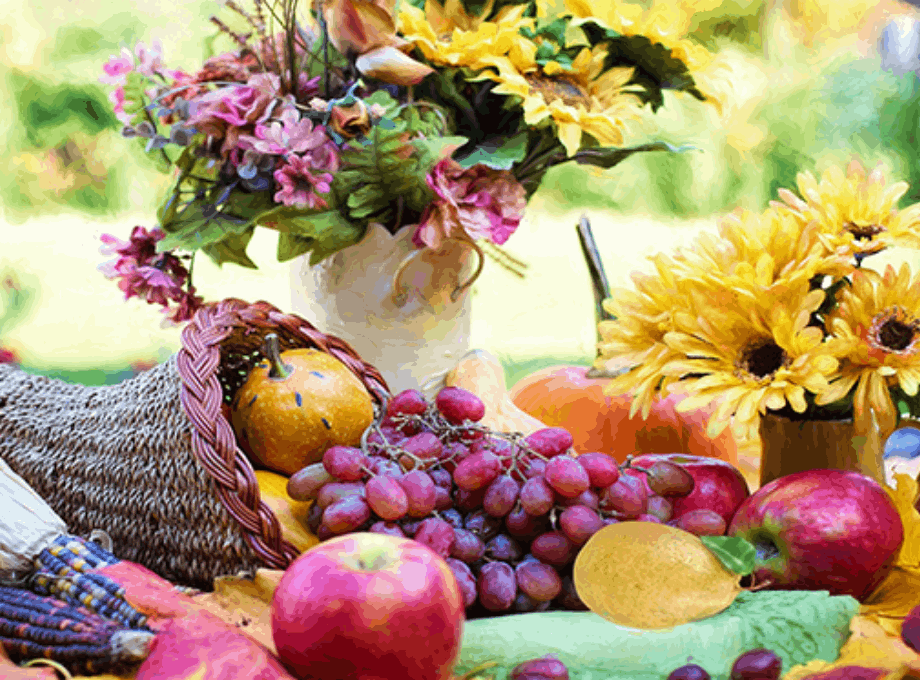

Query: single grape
[530,531,577,568]
[730,649,782,680]
[602,516,619,527]
[287,463,334,501]
[515,560,563,602]
[454,451,502,491]
[399,469,437,518]
[577,452,620,488]
[316,481,366,510]
[523,458,547,479]
[642,462,696,497]
[598,477,647,518]
[544,456,591,498]
[505,505,550,541]
[477,561,517,612]
[885,426,920,459]
[387,389,429,417]
[512,592,552,613]
[440,441,471,474]
[322,446,369,482]
[322,495,371,534]
[433,485,453,510]
[559,505,604,545]
[401,432,444,469]
[429,468,453,488]
[637,513,663,524]
[646,495,674,522]
[368,457,405,480]
[673,509,727,536]
[667,664,711,680]
[524,427,574,458]
[901,604,920,652]
[485,533,524,562]
[441,507,465,529]
[306,501,324,534]
[520,477,555,516]
[510,654,570,680]
[556,489,600,510]
[368,520,405,538]
[365,475,409,521]
[400,518,423,537]
[465,510,503,542]
[435,386,486,424]
[450,528,486,563]
[315,523,335,542]
[413,517,456,558]
[555,574,588,611]
[483,475,521,518]
[446,558,477,608]
[454,486,488,513]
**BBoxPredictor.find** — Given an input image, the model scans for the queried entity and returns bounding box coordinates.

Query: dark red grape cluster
[287,386,705,618]
[667,648,782,680]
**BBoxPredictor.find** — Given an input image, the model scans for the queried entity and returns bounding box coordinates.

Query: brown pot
[759,413,891,488]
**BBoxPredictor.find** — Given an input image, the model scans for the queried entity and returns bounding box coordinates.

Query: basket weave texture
[0,298,389,590]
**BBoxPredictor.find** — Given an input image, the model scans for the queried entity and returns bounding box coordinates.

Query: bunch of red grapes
[287,386,705,618]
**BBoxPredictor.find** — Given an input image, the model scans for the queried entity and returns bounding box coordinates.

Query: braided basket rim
[176,297,390,571]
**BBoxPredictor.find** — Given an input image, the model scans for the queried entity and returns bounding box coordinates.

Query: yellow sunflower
[658,281,846,442]
[597,252,697,417]
[474,44,643,156]
[817,263,920,438]
[671,207,855,302]
[397,1,536,69]
[771,160,920,259]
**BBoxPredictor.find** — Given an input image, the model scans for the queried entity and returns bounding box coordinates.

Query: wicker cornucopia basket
[0,298,389,590]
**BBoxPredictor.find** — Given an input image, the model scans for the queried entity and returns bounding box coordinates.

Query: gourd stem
[264,333,293,379]
[576,215,620,378]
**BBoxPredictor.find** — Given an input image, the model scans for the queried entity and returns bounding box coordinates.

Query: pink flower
[239,105,331,157]
[0,348,17,364]
[273,155,333,209]
[100,48,134,85]
[186,73,282,157]
[108,86,131,124]
[412,160,526,250]
[133,40,164,78]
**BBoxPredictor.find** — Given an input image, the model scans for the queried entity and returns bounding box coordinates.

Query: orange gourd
[254,470,320,554]
[232,333,375,476]
[510,218,741,467]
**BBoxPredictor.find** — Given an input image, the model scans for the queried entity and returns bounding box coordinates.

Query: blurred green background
[3,0,920,385]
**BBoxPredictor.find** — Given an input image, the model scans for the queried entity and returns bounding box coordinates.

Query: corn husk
[0,457,67,579]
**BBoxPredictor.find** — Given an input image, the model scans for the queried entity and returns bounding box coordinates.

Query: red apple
[728,469,904,601]
[271,532,465,680]
[628,454,750,526]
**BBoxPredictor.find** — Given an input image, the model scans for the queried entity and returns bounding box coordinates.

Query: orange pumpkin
[510,364,741,466]
[231,333,375,476]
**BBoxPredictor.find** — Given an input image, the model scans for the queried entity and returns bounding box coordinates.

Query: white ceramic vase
[289,222,482,397]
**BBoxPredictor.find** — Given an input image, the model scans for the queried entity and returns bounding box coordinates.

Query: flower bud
[356,45,434,86]
[329,100,373,139]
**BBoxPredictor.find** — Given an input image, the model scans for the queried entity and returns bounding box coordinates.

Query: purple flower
[273,155,333,209]
[186,73,282,157]
[240,105,334,158]
[412,159,526,250]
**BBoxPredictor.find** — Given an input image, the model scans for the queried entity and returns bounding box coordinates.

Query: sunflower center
[525,72,589,108]
[739,338,788,380]
[844,221,884,241]
[871,307,920,353]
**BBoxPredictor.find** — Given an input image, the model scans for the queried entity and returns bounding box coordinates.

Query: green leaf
[456,131,529,170]
[364,88,400,114]
[700,536,757,576]
[156,200,251,252]
[200,228,258,269]
[412,136,470,165]
[573,141,695,169]
[267,208,366,265]
[453,590,860,680]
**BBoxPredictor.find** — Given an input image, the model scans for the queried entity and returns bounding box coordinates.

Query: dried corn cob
[30,536,148,629]
[0,586,154,676]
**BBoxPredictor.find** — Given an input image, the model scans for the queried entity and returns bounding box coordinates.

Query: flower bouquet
[596,159,920,484]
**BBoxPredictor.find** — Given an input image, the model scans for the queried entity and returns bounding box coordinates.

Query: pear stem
[264,333,293,379]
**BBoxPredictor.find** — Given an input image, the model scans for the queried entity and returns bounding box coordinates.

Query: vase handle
[391,238,485,308]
